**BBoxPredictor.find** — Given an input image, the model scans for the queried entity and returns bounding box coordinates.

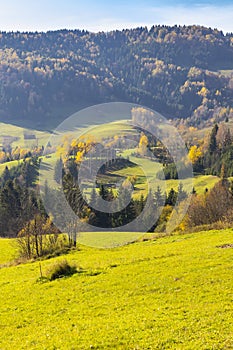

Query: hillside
[0,25,232,129]
[0,229,233,349]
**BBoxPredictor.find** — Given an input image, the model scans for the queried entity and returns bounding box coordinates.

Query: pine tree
[63,173,84,216]
[138,194,145,213]
[208,124,219,154]
[141,190,157,232]
[2,166,10,184]
[54,157,64,184]
[223,128,232,150]
[177,183,187,201]
[89,189,97,209]
[154,186,164,207]
[166,188,177,206]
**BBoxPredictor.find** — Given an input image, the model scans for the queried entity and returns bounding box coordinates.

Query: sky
[0,0,232,33]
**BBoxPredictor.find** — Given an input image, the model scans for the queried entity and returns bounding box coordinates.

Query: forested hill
[0,25,233,128]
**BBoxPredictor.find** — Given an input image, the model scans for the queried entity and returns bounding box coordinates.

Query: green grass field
[0,122,51,147]
[87,120,136,140]
[1,229,233,349]
[113,150,220,197]
[0,159,24,175]
[0,238,16,265]
[0,121,52,175]
[0,152,59,177]
[0,121,222,197]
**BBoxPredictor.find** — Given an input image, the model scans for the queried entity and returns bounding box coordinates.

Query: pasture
[0,229,233,349]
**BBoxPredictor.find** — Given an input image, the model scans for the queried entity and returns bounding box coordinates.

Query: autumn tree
[188,145,203,164]
[138,133,148,156]
[187,180,233,228]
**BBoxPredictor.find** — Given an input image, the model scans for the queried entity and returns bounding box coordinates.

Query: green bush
[46,259,77,281]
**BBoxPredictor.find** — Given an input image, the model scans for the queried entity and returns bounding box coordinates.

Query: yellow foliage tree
[20,148,29,159]
[198,86,209,97]
[138,133,148,156]
[0,151,6,163]
[75,150,84,163]
[188,145,203,164]
[56,134,73,162]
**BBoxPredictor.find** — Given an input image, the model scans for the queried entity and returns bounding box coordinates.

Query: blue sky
[0,0,232,33]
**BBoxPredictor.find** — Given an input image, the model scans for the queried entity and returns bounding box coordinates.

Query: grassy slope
[1,229,233,349]
[0,120,134,174]
[114,150,219,196]
[0,122,51,147]
[0,122,221,195]
[0,122,52,175]
[0,159,24,175]
[0,152,59,177]
[0,238,16,265]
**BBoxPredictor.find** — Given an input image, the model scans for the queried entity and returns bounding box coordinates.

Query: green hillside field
[0,120,222,197]
[0,122,51,148]
[0,229,233,349]
[0,238,16,265]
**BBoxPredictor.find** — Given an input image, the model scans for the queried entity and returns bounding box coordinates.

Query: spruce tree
[54,157,63,184]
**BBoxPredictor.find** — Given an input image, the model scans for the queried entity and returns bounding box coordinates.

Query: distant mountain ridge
[0,25,232,129]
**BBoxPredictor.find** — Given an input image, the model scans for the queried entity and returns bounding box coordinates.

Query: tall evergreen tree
[154,186,165,207]
[54,157,64,184]
[208,124,219,155]
[166,188,177,206]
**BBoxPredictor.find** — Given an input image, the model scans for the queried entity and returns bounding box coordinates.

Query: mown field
[0,229,233,349]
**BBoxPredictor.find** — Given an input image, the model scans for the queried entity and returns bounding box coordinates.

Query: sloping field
[0,229,233,349]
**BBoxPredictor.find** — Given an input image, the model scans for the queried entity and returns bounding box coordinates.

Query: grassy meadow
[0,238,16,265]
[0,229,233,349]
[113,150,219,197]
[0,122,51,148]
[0,121,222,198]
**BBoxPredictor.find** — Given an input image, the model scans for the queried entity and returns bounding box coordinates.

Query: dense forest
[0,25,233,128]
